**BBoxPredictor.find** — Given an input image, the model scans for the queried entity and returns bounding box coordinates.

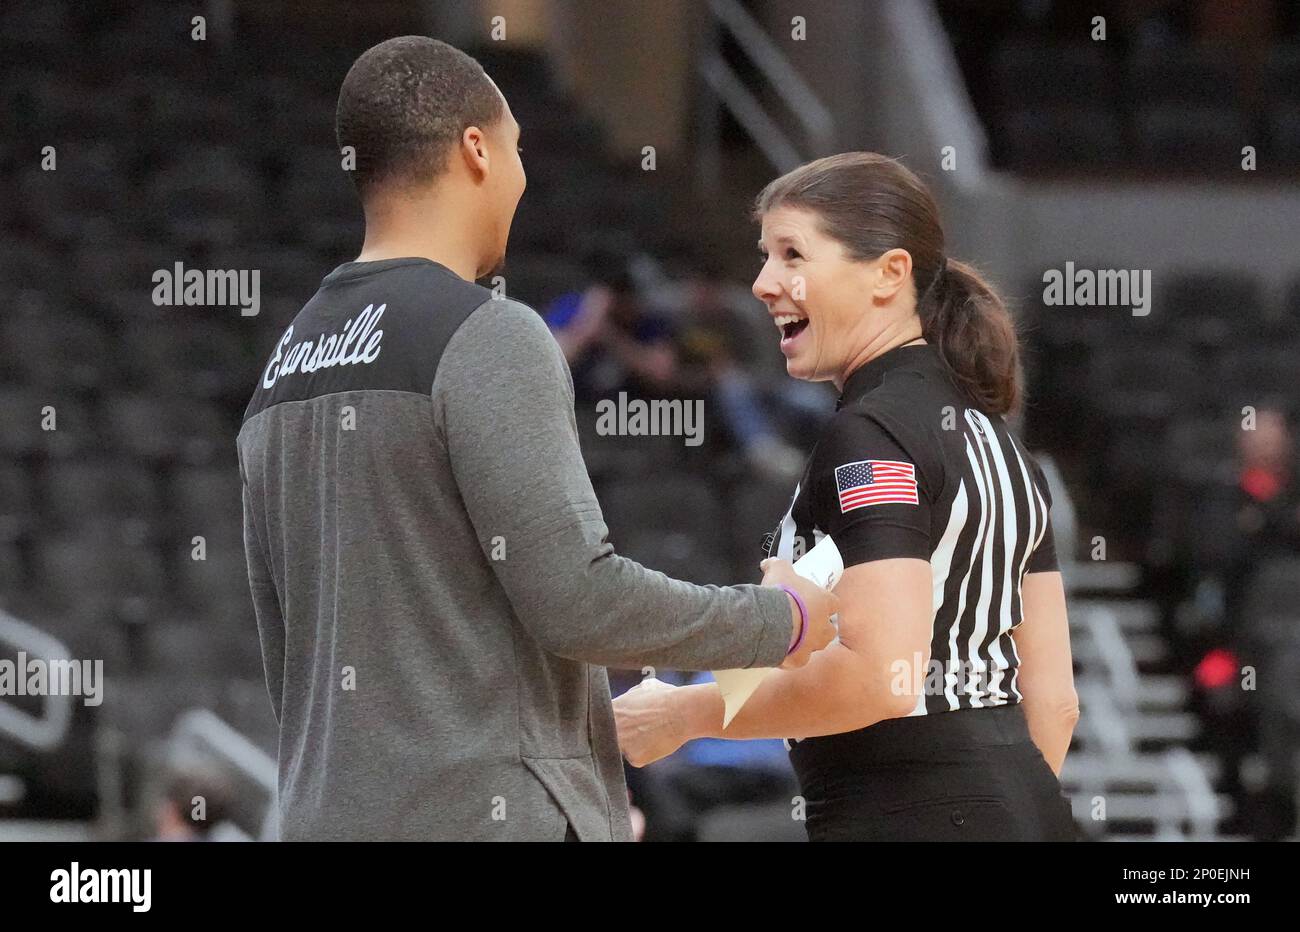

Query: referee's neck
[834,328,926,391]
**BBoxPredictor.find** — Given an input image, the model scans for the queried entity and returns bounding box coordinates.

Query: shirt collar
[321,257,460,287]
[836,342,935,410]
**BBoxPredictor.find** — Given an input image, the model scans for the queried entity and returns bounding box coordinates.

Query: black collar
[836,342,936,410]
[322,257,460,286]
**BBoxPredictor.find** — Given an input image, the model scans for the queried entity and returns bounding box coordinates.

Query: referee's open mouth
[774,312,810,352]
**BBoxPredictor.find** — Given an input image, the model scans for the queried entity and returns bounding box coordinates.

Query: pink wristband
[778,584,809,655]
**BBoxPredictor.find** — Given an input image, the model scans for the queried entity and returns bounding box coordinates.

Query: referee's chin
[784,355,831,384]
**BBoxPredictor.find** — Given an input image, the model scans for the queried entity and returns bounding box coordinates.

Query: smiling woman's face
[753,205,887,385]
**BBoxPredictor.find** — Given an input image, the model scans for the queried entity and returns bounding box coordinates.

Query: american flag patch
[834,459,918,512]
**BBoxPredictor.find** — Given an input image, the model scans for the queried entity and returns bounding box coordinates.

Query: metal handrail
[1165,747,1224,839]
[167,708,278,840]
[699,55,803,173]
[168,708,276,792]
[697,0,835,182]
[1086,606,1141,706]
[706,0,834,152]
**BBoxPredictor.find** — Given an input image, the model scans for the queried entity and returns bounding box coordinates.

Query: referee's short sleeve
[1025,455,1059,573]
[810,409,934,567]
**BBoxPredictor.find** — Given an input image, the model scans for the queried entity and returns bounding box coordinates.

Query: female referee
[613,152,1079,842]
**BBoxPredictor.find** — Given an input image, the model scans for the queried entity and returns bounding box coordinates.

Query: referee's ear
[873,248,913,303]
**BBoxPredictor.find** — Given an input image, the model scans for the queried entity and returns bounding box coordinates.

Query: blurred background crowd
[1,0,1298,841]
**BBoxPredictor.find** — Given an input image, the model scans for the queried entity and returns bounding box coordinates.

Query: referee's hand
[761,558,839,669]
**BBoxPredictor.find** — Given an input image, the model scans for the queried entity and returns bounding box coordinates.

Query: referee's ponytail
[923,258,1020,416]
[754,152,1022,416]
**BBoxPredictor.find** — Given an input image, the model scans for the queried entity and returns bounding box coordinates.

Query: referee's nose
[752,262,782,305]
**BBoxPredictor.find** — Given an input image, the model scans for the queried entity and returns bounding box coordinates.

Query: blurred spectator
[546,248,828,482]
[1225,404,1300,620]
[1196,403,1300,839]
[652,254,827,481]
[545,248,681,400]
[151,765,238,841]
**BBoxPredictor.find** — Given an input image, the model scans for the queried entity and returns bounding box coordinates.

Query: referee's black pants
[788,703,1076,842]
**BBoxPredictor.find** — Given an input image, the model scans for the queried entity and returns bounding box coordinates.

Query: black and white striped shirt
[764,342,1057,717]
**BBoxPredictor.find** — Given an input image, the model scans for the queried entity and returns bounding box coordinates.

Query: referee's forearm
[679,644,909,741]
[1021,695,1079,775]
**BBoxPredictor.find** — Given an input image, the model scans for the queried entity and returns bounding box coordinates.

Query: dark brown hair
[754,152,1021,416]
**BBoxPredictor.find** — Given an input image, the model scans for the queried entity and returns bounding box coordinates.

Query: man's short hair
[336,36,504,199]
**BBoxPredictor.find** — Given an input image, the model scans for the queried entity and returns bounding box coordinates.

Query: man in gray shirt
[238,36,837,841]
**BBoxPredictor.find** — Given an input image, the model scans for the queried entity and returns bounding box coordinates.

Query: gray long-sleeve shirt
[237,257,793,841]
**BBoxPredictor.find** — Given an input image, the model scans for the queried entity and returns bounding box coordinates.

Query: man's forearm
[437,299,798,673]
[522,542,796,671]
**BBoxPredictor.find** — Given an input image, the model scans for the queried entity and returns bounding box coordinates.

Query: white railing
[0,611,74,752]
[167,708,278,840]
[1065,600,1227,838]
[695,0,835,185]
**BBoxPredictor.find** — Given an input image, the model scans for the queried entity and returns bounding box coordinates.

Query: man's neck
[356,188,483,281]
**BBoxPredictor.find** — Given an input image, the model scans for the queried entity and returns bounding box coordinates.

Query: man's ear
[459,125,490,181]
[873,248,913,302]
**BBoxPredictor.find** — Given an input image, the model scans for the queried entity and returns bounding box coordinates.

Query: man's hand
[761,558,838,670]
[613,677,687,767]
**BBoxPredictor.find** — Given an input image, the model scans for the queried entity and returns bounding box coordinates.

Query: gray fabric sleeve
[240,456,286,724]
[431,297,793,670]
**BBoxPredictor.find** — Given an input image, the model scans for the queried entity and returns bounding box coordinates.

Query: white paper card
[712,535,843,728]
